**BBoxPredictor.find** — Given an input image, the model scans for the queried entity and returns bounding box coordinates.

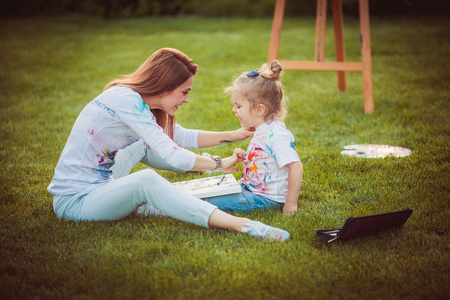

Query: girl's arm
[197,127,254,148]
[283,161,303,215]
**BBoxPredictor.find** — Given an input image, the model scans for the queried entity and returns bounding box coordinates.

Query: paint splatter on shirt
[240,120,300,203]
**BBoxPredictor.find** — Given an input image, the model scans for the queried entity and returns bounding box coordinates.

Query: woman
[48,48,290,241]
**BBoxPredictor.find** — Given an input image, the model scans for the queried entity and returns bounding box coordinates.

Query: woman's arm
[190,149,244,173]
[197,127,254,148]
[283,161,303,215]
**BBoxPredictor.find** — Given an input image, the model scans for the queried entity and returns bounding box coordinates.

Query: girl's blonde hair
[104,48,198,138]
[226,60,287,122]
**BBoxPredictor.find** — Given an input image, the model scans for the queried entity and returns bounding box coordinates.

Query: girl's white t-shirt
[240,120,300,203]
[48,86,198,196]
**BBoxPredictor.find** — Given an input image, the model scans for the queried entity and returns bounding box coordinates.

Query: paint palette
[341,144,412,158]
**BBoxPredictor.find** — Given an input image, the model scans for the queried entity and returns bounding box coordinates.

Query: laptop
[315,208,413,243]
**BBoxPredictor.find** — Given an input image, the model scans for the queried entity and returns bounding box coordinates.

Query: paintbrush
[217,174,226,185]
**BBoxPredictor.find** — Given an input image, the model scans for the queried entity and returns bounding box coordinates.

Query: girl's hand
[283,203,298,215]
[233,148,246,162]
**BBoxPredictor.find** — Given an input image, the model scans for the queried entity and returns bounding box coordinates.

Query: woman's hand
[220,156,238,172]
[231,127,255,142]
[193,148,247,173]
[220,149,246,173]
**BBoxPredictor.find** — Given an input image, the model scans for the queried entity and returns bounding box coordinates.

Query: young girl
[48,48,290,241]
[205,60,303,215]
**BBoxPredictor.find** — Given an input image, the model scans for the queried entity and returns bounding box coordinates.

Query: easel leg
[268,0,286,63]
[314,0,327,62]
[359,0,374,114]
[333,0,347,92]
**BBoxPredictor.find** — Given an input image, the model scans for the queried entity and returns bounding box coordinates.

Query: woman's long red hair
[104,48,198,138]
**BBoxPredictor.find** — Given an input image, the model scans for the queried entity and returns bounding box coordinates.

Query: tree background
[1,0,449,19]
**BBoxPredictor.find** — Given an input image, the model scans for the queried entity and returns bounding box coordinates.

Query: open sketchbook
[173,174,242,199]
[315,209,413,243]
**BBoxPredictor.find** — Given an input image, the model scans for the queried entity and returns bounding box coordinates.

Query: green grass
[1,15,449,299]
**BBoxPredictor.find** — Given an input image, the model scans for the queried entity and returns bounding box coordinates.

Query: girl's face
[231,91,265,128]
[159,76,194,116]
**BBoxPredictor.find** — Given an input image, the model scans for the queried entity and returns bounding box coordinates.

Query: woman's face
[159,76,194,116]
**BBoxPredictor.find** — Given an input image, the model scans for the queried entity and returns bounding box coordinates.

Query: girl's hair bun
[270,60,282,81]
[259,60,282,81]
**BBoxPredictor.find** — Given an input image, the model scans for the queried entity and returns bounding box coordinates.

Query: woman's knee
[133,169,172,187]
[135,168,157,180]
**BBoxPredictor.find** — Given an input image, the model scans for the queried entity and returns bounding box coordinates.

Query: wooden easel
[268,0,374,114]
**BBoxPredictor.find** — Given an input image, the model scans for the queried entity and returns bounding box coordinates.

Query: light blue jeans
[204,187,282,213]
[53,141,217,227]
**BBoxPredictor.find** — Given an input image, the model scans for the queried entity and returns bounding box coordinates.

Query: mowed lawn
[0,15,449,299]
